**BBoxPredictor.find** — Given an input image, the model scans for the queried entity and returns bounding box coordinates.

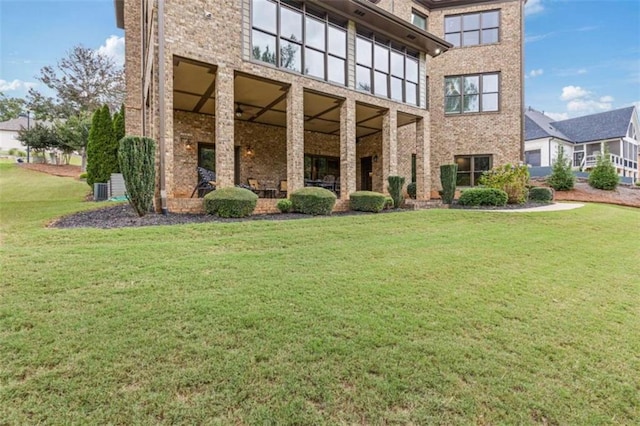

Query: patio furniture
[191,167,217,198]
[247,178,261,196]
[279,180,288,198]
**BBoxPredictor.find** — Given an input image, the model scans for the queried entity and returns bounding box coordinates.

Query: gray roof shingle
[525,106,635,144]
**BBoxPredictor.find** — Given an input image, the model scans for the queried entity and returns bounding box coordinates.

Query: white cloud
[529,69,544,78]
[97,35,125,67]
[560,86,590,101]
[599,95,614,103]
[0,79,37,92]
[567,99,613,113]
[577,69,587,75]
[525,0,544,16]
[546,112,569,121]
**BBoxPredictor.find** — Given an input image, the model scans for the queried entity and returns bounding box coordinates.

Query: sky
[0,0,638,122]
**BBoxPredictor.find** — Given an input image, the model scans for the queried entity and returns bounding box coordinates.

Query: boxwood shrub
[458,188,508,207]
[204,187,258,218]
[276,199,292,213]
[406,182,417,199]
[350,191,387,213]
[290,187,336,215]
[384,196,394,210]
[528,186,553,203]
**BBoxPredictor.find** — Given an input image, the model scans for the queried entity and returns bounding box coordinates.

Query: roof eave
[313,0,452,56]
[115,0,124,29]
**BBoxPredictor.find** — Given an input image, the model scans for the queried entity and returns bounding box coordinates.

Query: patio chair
[279,180,288,198]
[190,167,217,198]
[247,178,261,196]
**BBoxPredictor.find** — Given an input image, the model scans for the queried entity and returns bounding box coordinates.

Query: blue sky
[0,0,638,121]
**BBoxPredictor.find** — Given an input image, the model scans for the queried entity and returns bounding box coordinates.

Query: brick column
[215,66,235,187]
[286,83,304,194]
[381,107,398,192]
[416,117,431,200]
[339,99,356,199]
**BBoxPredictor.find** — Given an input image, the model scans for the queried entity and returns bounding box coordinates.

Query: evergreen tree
[86,105,115,187]
[588,149,619,190]
[113,104,125,143]
[547,145,575,191]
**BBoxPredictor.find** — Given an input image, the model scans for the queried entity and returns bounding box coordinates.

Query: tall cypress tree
[86,108,102,187]
[86,105,115,187]
[113,104,125,145]
[99,105,118,178]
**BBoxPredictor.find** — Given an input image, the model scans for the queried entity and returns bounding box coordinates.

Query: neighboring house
[525,106,639,182]
[115,0,524,213]
[0,117,30,152]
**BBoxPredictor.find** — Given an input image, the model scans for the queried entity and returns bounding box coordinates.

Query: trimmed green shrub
[547,145,575,191]
[479,163,529,204]
[440,164,458,204]
[387,176,405,208]
[528,186,553,203]
[290,187,336,215]
[407,182,417,199]
[204,187,258,218]
[458,188,508,207]
[350,191,387,213]
[384,196,394,210]
[8,148,26,157]
[276,199,292,213]
[79,172,88,180]
[588,151,619,190]
[118,136,156,217]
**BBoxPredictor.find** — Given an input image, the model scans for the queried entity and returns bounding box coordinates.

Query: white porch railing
[581,152,626,169]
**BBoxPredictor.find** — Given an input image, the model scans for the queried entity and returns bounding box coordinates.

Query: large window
[356,30,420,106]
[445,73,499,114]
[444,11,500,47]
[251,0,347,85]
[304,154,340,180]
[455,155,492,186]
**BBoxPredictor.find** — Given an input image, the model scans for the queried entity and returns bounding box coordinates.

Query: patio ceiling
[172,57,420,138]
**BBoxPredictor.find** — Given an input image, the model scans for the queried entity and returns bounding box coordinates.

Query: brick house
[114,0,524,213]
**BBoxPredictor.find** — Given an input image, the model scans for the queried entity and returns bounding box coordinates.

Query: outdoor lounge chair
[191,167,217,198]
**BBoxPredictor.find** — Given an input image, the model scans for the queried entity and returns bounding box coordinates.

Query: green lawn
[1,163,639,424]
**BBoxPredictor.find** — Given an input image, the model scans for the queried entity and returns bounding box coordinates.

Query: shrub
[79,172,88,180]
[87,105,116,188]
[350,191,387,213]
[8,148,26,157]
[276,199,292,213]
[547,145,575,191]
[118,136,157,217]
[528,186,553,203]
[407,182,417,199]
[384,196,394,210]
[290,187,336,215]
[588,151,619,190]
[387,176,405,208]
[440,164,458,204]
[458,188,508,207]
[204,187,258,218]
[479,163,529,204]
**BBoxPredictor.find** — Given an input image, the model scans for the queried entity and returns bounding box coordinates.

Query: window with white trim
[445,73,499,114]
[411,10,427,30]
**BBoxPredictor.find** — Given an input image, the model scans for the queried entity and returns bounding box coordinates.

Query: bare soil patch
[20,163,82,178]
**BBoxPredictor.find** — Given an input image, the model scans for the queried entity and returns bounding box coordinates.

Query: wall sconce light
[373,154,378,163]
[246,146,254,156]
[181,134,194,151]
[433,48,442,56]
[235,104,244,118]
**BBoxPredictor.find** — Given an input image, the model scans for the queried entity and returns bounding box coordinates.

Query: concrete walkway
[483,202,585,213]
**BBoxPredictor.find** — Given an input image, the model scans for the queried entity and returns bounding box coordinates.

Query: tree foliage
[55,113,91,167]
[27,45,124,120]
[86,105,116,187]
[113,104,125,144]
[588,150,619,190]
[16,123,57,162]
[0,92,26,121]
[547,145,575,191]
[118,136,157,217]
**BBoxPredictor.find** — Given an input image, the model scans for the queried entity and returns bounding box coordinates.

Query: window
[445,73,499,114]
[251,0,347,85]
[304,154,340,180]
[411,11,427,30]
[198,143,215,171]
[444,10,500,47]
[455,155,492,186]
[356,29,420,106]
[525,150,541,167]
[573,151,585,167]
[411,154,417,183]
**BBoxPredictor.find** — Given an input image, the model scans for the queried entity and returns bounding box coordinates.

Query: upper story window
[628,122,637,140]
[445,73,499,114]
[356,30,420,106]
[444,10,500,47]
[251,0,347,85]
[411,10,427,30]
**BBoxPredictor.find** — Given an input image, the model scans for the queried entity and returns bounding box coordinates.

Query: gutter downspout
[157,0,168,214]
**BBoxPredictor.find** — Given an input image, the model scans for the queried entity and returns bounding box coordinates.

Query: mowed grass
[1,163,639,424]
